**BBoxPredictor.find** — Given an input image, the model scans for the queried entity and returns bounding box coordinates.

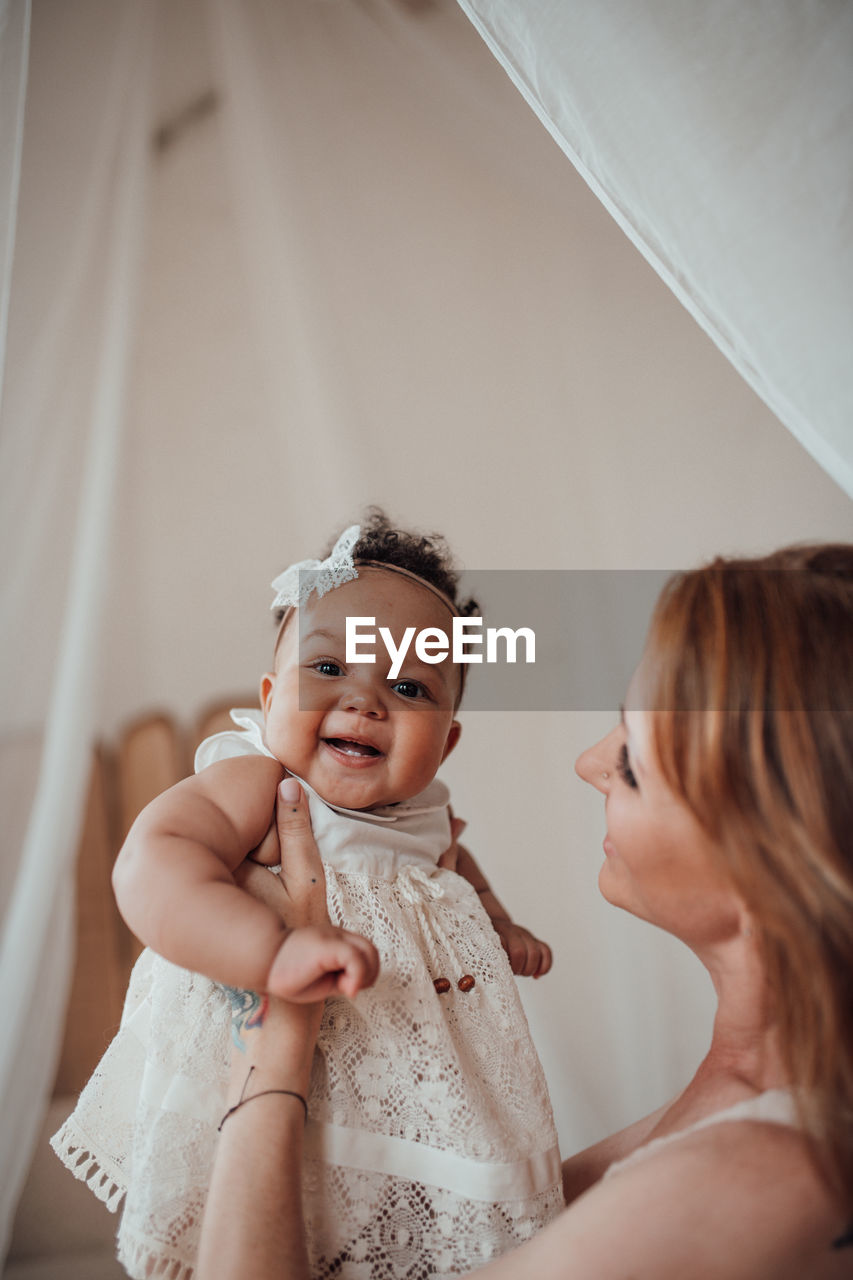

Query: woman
[198,544,853,1279]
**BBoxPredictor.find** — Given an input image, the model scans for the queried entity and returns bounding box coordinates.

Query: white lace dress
[52,711,563,1280]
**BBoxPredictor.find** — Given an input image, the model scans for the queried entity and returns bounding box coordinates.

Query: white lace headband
[270,524,360,610]
[270,525,467,696]
[270,524,461,617]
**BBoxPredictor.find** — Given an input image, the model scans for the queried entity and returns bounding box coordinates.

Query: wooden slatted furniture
[52,698,257,1095]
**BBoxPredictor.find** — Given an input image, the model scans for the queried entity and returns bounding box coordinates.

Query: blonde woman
[199,545,853,1280]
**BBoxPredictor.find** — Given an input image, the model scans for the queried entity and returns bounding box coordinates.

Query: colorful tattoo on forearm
[221,985,269,1051]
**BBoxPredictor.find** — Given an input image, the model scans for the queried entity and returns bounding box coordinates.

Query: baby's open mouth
[324,738,382,758]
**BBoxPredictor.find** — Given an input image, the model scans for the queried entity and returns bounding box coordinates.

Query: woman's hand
[236,776,379,1003]
[235,777,327,925]
[218,777,379,1143]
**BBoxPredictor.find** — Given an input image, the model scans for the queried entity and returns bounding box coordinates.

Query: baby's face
[261,569,461,810]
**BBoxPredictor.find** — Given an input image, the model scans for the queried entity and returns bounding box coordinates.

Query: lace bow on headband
[270,524,360,610]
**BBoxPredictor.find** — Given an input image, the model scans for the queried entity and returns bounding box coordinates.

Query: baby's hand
[267,924,379,1003]
[491,918,552,979]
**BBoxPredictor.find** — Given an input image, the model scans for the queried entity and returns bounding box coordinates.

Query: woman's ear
[441,720,461,763]
[260,673,276,717]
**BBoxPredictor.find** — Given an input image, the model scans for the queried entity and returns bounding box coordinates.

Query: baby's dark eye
[616,743,638,789]
[392,679,429,701]
[312,659,342,677]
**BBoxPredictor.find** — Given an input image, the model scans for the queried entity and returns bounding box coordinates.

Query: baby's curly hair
[347,507,479,616]
[273,508,479,624]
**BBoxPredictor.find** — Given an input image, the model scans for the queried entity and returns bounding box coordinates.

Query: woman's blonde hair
[640,544,853,1210]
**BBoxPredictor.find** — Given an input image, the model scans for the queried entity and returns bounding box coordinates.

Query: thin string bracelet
[218,1065,308,1131]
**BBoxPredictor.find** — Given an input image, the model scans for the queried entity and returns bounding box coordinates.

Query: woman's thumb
[277,778,314,839]
[275,777,318,853]
[274,776,327,920]
[279,777,303,808]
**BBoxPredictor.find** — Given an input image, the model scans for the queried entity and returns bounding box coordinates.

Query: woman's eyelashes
[616,742,638,789]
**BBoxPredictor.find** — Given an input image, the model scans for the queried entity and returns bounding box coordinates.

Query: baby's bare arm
[112,755,288,990]
[454,842,553,978]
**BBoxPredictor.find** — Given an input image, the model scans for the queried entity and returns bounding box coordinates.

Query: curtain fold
[456,0,853,499]
[0,1,152,1258]
[0,0,29,410]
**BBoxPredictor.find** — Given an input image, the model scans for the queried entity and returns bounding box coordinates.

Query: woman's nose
[575,726,620,793]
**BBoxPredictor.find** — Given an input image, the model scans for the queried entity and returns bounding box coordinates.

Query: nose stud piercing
[601,771,610,780]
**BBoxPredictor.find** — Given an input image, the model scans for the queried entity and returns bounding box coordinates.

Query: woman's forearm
[196,1086,311,1280]
[197,987,322,1280]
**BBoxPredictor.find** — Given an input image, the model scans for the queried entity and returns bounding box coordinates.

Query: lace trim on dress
[119,1230,197,1280]
[49,1118,126,1213]
[303,1162,563,1280]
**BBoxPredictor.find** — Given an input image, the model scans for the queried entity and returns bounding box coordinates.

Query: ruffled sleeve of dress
[193,707,275,767]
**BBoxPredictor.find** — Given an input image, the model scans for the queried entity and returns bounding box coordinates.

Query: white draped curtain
[0,0,28,404]
[0,0,152,1257]
[457,0,853,498]
[1,0,851,1264]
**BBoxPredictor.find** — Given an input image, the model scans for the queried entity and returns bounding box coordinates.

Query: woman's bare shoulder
[477,1119,848,1280]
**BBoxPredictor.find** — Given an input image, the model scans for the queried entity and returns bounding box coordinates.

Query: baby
[52,513,563,1279]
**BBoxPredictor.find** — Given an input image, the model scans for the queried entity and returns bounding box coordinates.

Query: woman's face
[575,681,743,950]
